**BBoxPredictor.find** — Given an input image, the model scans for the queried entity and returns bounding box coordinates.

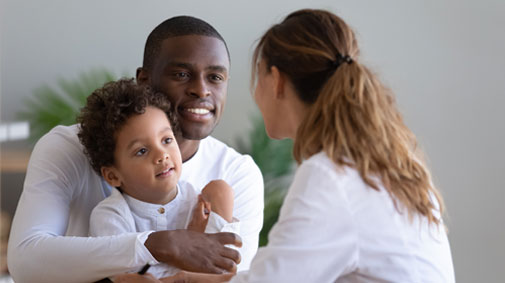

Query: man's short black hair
[142,16,230,71]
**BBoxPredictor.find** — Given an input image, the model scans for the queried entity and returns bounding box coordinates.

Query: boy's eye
[135,148,148,156]
[162,137,173,145]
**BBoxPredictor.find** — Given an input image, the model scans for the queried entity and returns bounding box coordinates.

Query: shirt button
[158,207,165,214]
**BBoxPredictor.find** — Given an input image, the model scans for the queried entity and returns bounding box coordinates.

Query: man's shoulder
[182,136,262,188]
[29,124,92,172]
[200,136,236,152]
[200,136,250,163]
[209,137,262,177]
[35,124,81,151]
[199,136,261,176]
[43,124,80,139]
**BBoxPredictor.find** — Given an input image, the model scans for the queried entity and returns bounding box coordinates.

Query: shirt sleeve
[230,159,359,282]
[204,211,240,234]
[7,128,155,283]
[225,155,264,272]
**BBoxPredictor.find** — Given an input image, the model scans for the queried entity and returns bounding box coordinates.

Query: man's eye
[163,137,173,144]
[210,74,224,82]
[174,72,189,79]
[135,148,148,156]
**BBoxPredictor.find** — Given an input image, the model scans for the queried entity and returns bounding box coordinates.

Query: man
[7,16,263,283]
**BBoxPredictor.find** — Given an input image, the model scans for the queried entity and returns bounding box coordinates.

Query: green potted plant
[17,68,117,143]
[236,115,295,246]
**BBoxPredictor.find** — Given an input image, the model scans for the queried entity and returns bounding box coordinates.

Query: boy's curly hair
[77,78,177,175]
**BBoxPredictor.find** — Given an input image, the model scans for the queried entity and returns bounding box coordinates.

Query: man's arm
[7,126,241,282]
[7,127,156,283]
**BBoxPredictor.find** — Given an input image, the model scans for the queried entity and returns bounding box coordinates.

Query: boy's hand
[187,195,211,233]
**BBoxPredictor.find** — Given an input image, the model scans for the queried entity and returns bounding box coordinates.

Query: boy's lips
[156,167,175,177]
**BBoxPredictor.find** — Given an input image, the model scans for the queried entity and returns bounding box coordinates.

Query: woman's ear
[270,66,285,99]
[101,166,122,188]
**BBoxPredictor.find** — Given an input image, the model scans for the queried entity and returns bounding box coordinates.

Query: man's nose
[188,76,211,98]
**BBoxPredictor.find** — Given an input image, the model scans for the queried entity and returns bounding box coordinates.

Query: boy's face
[102,106,182,205]
[138,35,230,141]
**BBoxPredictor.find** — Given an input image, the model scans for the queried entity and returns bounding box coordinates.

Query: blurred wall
[1,0,504,282]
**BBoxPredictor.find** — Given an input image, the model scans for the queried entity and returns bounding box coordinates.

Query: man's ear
[101,166,122,188]
[270,66,285,99]
[136,67,150,85]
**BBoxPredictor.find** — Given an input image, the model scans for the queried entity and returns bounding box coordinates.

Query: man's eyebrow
[167,61,228,74]
[206,65,228,74]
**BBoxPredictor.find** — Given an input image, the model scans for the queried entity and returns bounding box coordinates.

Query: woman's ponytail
[253,9,445,225]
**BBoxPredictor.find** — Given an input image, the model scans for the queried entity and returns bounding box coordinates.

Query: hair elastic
[332,54,353,69]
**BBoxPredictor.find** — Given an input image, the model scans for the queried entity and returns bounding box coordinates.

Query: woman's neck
[285,92,311,140]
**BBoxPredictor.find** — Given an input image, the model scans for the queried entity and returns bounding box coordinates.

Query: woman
[230,8,454,282]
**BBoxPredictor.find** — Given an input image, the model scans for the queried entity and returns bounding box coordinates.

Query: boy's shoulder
[92,188,130,215]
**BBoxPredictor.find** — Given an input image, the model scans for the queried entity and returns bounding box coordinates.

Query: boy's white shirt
[89,183,241,278]
[7,125,263,283]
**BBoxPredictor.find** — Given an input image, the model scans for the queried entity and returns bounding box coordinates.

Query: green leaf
[16,68,118,143]
[236,113,295,246]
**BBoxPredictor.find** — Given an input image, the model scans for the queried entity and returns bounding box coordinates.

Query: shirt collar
[122,185,180,217]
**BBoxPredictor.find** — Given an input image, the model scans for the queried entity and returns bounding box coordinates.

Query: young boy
[77,79,239,279]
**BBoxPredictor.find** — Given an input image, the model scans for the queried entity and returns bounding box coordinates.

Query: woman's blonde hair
[252,9,444,224]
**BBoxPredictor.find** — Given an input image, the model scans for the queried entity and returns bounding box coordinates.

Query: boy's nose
[157,152,169,164]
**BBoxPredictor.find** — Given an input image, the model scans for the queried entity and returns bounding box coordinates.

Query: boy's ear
[136,67,150,85]
[270,66,285,100]
[101,166,122,188]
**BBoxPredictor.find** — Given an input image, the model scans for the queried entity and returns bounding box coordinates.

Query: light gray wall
[1,0,504,282]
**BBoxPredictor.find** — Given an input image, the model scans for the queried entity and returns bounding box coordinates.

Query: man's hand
[145,230,242,274]
[161,271,234,283]
[113,273,161,283]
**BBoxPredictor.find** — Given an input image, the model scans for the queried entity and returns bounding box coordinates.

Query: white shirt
[89,184,241,278]
[231,152,454,283]
[7,125,263,283]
